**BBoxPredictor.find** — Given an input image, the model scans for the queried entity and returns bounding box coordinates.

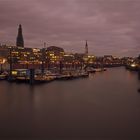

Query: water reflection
[138,71,140,80]
[138,71,140,93]
[0,67,140,139]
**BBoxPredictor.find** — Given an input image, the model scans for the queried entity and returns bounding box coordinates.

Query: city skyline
[0,0,140,57]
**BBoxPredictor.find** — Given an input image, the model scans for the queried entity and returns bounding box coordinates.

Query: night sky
[0,0,140,57]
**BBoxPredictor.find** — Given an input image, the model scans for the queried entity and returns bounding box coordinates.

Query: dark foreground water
[0,67,140,140]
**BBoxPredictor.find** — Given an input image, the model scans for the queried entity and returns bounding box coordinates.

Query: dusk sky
[0,0,140,56]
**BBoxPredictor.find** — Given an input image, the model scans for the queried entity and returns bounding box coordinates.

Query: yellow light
[50,53,54,56]
[2,59,6,63]
[33,48,40,52]
[12,71,18,75]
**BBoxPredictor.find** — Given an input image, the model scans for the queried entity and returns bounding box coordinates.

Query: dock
[0,69,89,85]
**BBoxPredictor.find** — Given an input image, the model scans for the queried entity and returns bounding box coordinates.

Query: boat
[0,71,8,80]
[35,75,55,83]
[16,76,30,83]
[15,74,55,84]
[0,74,7,80]
[86,66,106,73]
[45,71,60,79]
[87,69,96,73]
[86,67,96,73]
[93,68,107,72]
[56,71,89,80]
[125,63,140,71]
[56,74,73,80]
[80,72,89,78]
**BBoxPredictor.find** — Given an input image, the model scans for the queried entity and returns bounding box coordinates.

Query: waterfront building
[6,47,42,69]
[46,46,64,62]
[12,48,41,62]
[63,53,75,63]
[103,55,122,65]
[83,55,95,64]
[0,45,9,58]
[45,46,65,70]
[16,24,24,48]
[63,53,75,69]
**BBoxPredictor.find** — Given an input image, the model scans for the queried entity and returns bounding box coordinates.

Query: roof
[47,46,64,52]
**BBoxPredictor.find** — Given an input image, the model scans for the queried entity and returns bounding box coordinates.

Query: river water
[0,67,140,139]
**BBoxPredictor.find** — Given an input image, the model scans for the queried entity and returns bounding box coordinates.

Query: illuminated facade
[83,55,95,64]
[9,47,42,64]
[46,46,64,63]
[0,43,125,71]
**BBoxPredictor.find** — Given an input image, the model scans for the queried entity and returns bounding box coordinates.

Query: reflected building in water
[138,70,140,93]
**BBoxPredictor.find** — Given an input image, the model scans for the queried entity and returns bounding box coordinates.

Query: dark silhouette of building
[85,40,88,55]
[16,24,24,47]
[46,46,64,53]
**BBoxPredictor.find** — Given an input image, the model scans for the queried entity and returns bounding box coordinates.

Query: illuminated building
[83,55,95,64]
[9,47,42,64]
[46,46,64,63]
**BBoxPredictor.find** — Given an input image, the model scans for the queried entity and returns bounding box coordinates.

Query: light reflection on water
[0,67,140,139]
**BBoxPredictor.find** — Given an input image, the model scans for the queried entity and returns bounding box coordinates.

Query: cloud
[0,0,140,56]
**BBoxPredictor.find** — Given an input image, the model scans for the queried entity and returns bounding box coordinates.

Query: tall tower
[16,24,24,47]
[85,40,88,55]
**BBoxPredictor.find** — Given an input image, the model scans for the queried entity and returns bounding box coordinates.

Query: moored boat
[56,74,73,80]
[16,76,30,83]
[80,72,89,78]
[93,68,107,72]
[35,75,55,83]
[0,74,7,80]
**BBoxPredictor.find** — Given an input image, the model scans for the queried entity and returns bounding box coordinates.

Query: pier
[0,68,90,85]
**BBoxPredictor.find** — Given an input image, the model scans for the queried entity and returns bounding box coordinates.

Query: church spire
[16,24,24,47]
[85,40,88,55]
